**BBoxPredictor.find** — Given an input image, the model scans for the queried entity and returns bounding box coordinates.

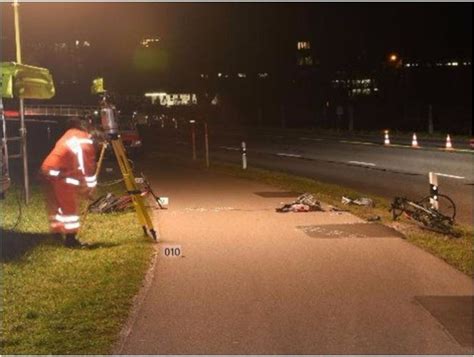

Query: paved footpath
[117,164,473,355]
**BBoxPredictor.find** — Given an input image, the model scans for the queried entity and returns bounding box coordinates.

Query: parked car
[118,118,143,157]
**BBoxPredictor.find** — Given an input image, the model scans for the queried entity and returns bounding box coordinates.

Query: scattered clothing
[341,196,375,208]
[276,193,323,213]
[88,193,133,213]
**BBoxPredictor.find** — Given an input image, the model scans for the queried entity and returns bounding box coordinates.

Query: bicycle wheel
[420,194,456,221]
[428,217,457,236]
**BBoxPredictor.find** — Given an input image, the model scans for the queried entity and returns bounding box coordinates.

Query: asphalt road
[117,164,473,354]
[145,126,473,225]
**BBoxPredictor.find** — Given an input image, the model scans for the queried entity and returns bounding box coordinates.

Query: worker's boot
[64,233,83,248]
[51,233,63,241]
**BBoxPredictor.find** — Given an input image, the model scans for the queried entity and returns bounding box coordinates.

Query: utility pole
[13,0,29,204]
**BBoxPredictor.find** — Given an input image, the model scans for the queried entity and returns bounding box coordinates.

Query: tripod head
[91,78,119,140]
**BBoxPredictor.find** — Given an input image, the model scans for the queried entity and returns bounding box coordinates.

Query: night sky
[1,3,472,69]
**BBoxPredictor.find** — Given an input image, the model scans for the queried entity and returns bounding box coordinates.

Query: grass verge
[0,184,154,354]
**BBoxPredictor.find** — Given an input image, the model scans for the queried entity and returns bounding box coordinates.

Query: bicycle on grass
[389,194,458,236]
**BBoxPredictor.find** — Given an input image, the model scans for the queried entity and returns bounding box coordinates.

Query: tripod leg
[110,139,158,241]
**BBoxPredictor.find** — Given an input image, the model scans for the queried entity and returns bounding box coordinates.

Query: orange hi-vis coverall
[41,128,97,234]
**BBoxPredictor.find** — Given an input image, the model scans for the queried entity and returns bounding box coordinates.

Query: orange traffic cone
[445,134,453,149]
[412,133,419,147]
[384,130,390,145]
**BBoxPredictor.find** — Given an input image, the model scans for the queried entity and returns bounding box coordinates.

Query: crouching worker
[41,117,97,248]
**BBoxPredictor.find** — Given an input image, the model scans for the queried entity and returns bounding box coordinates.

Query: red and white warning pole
[204,122,210,168]
[190,120,196,160]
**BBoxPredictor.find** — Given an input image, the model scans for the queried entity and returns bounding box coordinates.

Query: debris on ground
[341,196,375,208]
[88,193,133,213]
[276,193,324,213]
[328,205,348,212]
[367,215,381,222]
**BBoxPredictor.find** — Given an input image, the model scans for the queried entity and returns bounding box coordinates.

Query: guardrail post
[241,141,247,170]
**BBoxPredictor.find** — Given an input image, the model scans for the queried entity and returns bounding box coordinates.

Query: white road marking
[340,140,376,146]
[276,153,302,158]
[219,146,240,151]
[434,173,465,179]
[348,160,376,167]
[299,137,323,141]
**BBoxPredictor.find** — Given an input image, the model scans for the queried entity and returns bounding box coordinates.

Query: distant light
[141,38,160,47]
[218,73,222,77]
[389,54,398,62]
[238,73,247,78]
[258,72,269,78]
[452,62,459,66]
[189,120,196,123]
[94,110,99,115]
[297,41,311,50]
[145,92,167,97]
[405,63,411,67]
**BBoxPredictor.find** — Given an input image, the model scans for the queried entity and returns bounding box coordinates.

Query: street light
[389,53,398,63]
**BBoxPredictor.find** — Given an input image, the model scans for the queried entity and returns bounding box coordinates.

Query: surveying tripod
[96,94,157,241]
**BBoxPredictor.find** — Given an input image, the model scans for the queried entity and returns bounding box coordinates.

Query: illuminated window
[237,73,247,78]
[140,38,160,48]
[297,41,311,50]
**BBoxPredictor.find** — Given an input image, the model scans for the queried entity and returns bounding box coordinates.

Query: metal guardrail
[24,105,98,117]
